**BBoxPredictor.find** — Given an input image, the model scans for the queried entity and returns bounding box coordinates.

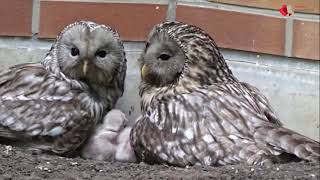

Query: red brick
[0,0,33,36]
[208,0,319,14]
[39,1,167,41]
[292,20,319,60]
[177,5,286,56]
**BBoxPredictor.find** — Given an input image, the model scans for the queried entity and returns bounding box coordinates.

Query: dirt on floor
[0,144,319,180]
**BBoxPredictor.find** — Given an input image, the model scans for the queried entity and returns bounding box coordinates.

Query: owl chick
[130,21,320,167]
[81,109,136,162]
[0,21,127,156]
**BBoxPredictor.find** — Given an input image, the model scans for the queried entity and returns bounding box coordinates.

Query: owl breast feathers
[0,21,126,155]
[130,21,320,167]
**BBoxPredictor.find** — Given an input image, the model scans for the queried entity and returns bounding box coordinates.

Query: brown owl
[130,21,320,167]
[0,21,126,156]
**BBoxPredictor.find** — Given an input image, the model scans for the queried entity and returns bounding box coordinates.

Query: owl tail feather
[255,125,320,162]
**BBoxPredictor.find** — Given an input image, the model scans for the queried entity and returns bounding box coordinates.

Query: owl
[130,21,320,167]
[0,21,127,156]
[81,109,136,162]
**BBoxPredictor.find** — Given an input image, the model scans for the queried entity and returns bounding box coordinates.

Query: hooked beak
[141,64,148,79]
[83,60,89,76]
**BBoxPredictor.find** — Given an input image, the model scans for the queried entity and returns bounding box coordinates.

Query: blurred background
[0,0,319,140]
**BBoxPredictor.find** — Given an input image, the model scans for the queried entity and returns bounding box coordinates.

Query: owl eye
[71,47,80,56]
[158,53,171,61]
[96,50,107,58]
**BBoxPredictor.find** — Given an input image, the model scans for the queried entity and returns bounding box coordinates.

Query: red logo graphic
[279,4,294,16]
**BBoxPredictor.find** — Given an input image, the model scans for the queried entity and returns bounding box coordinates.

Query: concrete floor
[0,37,319,141]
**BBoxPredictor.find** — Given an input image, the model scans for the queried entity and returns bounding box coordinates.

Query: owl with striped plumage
[0,21,126,156]
[130,21,320,167]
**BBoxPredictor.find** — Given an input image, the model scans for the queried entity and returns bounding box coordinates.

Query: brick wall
[0,0,319,60]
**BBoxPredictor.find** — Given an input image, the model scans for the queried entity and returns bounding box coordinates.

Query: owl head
[42,21,126,88]
[139,21,235,88]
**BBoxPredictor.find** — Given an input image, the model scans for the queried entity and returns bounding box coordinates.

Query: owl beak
[141,64,148,78]
[83,60,89,76]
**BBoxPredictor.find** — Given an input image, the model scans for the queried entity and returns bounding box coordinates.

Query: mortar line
[166,0,177,22]
[31,0,40,35]
[284,16,294,57]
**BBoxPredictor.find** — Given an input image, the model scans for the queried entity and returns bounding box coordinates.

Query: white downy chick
[115,127,136,163]
[81,109,136,162]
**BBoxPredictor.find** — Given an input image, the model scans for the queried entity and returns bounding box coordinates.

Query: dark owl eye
[158,53,171,61]
[71,47,79,56]
[96,50,107,58]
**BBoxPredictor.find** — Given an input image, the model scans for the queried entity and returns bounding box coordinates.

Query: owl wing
[0,63,95,154]
[132,84,319,166]
[240,82,282,125]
